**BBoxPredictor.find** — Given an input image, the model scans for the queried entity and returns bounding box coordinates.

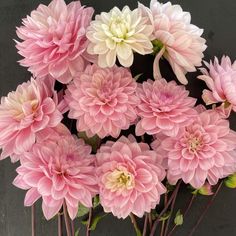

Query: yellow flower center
[109,16,128,40]
[105,168,135,191]
[188,137,202,152]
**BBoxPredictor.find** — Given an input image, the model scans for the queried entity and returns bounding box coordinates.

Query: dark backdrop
[0,0,236,235]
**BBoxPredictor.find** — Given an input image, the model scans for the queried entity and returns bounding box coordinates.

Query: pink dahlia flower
[198,56,236,112]
[96,135,166,219]
[65,64,139,138]
[139,0,207,84]
[156,110,236,189]
[13,125,98,220]
[136,79,197,137]
[0,77,63,162]
[15,0,94,84]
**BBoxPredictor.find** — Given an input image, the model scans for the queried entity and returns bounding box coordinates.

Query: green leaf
[90,213,107,231]
[93,195,100,208]
[225,173,236,188]
[160,211,171,222]
[174,210,183,226]
[77,132,101,152]
[75,228,81,236]
[77,204,89,218]
[151,210,158,220]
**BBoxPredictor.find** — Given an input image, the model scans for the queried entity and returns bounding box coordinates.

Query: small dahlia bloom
[198,56,236,112]
[65,64,139,138]
[136,79,197,137]
[86,6,154,68]
[0,77,62,162]
[13,126,98,220]
[16,0,94,83]
[157,110,236,189]
[96,136,166,219]
[139,0,207,84]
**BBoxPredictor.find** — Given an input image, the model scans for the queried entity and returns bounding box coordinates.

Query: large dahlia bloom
[198,56,236,111]
[136,79,197,137]
[13,125,98,220]
[86,6,154,68]
[15,0,94,84]
[96,136,166,219]
[65,64,139,138]
[0,77,62,162]
[156,110,236,189]
[139,0,207,84]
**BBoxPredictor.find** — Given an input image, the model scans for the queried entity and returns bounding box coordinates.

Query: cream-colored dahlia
[86,6,154,68]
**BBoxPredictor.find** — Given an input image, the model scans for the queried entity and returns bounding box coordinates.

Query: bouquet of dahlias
[1,0,236,235]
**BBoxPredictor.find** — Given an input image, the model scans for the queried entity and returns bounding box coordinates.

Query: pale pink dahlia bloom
[156,110,236,189]
[136,79,197,137]
[16,0,94,84]
[96,136,166,219]
[13,125,98,220]
[0,77,62,162]
[139,0,207,84]
[86,6,154,68]
[65,64,139,138]
[198,56,236,111]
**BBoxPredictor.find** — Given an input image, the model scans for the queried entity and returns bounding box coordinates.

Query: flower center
[188,137,202,152]
[109,17,128,40]
[13,99,39,120]
[105,168,135,191]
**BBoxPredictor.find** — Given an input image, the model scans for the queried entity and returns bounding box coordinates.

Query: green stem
[130,213,142,236]
[63,202,72,236]
[142,213,148,236]
[86,208,93,236]
[167,194,196,236]
[150,181,181,236]
[163,183,180,236]
[188,181,223,236]
[160,220,165,236]
[31,205,35,236]
[148,213,152,231]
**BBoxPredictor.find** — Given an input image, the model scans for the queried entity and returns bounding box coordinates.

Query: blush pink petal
[65,64,139,138]
[15,0,94,83]
[198,56,236,115]
[139,0,207,84]
[136,79,197,137]
[96,135,166,219]
[153,110,236,189]
[0,77,63,162]
[13,124,98,220]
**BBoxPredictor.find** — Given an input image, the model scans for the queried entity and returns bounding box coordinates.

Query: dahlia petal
[153,46,165,80]
[66,201,78,220]
[37,177,52,196]
[42,199,63,220]
[24,188,41,206]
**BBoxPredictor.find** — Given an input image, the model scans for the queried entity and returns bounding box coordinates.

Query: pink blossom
[198,56,236,112]
[96,135,166,219]
[136,79,197,137]
[155,110,236,189]
[15,0,94,84]
[13,124,98,220]
[65,64,139,138]
[139,0,207,84]
[0,77,63,162]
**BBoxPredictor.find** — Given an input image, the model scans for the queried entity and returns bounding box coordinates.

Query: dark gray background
[0,0,236,235]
